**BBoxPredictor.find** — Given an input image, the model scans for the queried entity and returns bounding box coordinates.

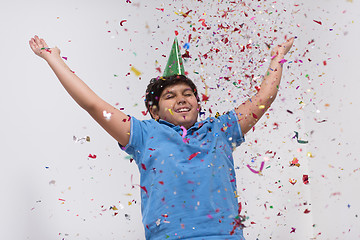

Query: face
[150,83,201,129]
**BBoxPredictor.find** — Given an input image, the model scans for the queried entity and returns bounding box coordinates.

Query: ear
[196,102,202,113]
[149,105,160,120]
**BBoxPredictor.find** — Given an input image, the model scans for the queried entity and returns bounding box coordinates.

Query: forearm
[256,55,285,107]
[46,55,99,110]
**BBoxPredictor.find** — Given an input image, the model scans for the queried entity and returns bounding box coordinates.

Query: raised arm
[235,37,295,135]
[29,36,131,146]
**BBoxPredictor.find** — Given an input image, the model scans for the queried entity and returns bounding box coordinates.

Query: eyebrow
[161,88,193,97]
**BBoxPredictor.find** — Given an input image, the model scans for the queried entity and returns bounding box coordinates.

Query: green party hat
[163,37,185,77]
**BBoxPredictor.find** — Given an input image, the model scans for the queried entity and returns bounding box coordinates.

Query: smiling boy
[29,36,294,239]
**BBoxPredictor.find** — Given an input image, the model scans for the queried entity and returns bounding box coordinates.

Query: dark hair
[145,75,200,119]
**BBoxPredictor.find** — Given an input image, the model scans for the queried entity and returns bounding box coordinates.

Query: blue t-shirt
[119,109,245,240]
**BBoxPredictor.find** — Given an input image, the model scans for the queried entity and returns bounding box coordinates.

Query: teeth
[177,108,190,112]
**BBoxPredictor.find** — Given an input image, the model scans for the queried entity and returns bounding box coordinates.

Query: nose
[177,96,186,105]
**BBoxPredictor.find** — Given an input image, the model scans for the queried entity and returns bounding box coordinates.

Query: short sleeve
[117,116,151,165]
[215,109,245,149]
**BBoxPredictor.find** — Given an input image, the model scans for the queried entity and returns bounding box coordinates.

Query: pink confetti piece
[246,161,265,174]
[180,126,189,143]
[279,59,287,64]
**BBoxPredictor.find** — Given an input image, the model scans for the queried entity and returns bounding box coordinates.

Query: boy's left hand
[271,37,295,58]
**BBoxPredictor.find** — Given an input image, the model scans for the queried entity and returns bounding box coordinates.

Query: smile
[175,108,190,113]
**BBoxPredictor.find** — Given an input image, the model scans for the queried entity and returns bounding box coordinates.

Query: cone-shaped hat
[163,37,185,77]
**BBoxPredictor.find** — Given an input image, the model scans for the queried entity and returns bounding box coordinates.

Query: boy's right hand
[29,35,60,60]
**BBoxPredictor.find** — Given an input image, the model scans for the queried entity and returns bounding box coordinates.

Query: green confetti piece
[294,131,309,144]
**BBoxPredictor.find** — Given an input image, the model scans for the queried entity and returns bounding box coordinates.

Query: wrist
[40,47,61,62]
[270,53,286,65]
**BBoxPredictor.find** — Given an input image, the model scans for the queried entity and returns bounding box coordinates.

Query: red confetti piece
[158,181,164,185]
[141,163,147,170]
[174,30,179,36]
[181,10,192,18]
[58,198,66,201]
[120,20,127,26]
[201,93,209,101]
[303,174,309,184]
[156,8,164,12]
[313,20,322,25]
[304,209,311,214]
[252,113,258,119]
[199,19,207,27]
[289,178,297,185]
[88,154,97,159]
[188,152,201,160]
[139,185,148,195]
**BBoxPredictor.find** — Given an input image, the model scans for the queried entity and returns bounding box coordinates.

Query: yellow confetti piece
[259,105,265,109]
[128,201,132,206]
[168,109,174,115]
[130,66,141,76]
[124,193,132,196]
[307,152,313,158]
[112,206,118,210]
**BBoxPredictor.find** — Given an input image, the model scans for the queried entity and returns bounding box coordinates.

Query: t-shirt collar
[157,118,208,131]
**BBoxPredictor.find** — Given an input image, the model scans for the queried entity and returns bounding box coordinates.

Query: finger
[29,38,37,50]
[34,35,42,46]
[40,38,48,48]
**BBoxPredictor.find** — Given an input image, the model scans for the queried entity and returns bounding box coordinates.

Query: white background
[0,0,359,239]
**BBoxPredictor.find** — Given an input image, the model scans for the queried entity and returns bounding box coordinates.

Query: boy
[29,35,294,239]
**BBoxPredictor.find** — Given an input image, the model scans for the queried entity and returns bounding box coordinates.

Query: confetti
[293,131,308,144]
[130,66,141,76]
[103,110,112,120]
[188,152,201,160]
[289,178,297,185]
[246,161,265,174]
[120,20,127,26]
[303,175,309,185]
[180,126,189,143]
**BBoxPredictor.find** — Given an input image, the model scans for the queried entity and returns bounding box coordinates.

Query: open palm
[29,35,60,59]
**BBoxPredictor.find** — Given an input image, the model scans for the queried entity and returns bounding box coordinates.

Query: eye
[166,95,173,99]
